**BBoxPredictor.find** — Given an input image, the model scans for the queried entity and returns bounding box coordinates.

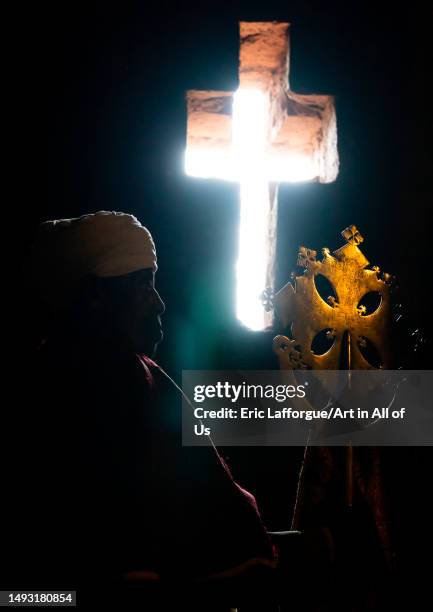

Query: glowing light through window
[233,89,269,330]
[185,88,318,330]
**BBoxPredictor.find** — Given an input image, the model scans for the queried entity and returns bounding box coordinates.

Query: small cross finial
[341,225,364,246]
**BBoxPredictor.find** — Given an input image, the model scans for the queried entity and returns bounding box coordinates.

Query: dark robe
[9,314,273,594]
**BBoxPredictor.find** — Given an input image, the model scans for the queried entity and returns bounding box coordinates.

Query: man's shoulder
[137,355,183,397]
[33,336,155,406]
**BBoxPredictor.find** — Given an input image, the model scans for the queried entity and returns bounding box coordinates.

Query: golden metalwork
[273,226,394,569]
[273,225,392,370]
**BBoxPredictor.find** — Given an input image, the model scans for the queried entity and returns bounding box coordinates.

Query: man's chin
[136,331,163,358]
[150,334,163,358]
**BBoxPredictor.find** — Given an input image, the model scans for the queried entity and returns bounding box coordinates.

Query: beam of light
[266,151,318,182]
[184,144,317,183]
[236,180,271,330]
[233,89,270,330]
[185,147,236,181]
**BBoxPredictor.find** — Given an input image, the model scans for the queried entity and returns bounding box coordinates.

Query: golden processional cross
[185,22,339,330]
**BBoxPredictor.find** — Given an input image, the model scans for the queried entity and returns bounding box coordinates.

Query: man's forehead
[125,268,155,283]
[95,268,156,294]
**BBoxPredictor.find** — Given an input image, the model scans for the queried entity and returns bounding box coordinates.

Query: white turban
[30,211,157,308]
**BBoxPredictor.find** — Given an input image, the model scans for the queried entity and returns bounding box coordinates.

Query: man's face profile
[126,268,165,356]
[97,268,165,356]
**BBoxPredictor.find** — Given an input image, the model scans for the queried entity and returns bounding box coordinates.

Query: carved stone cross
[185,22,338,329]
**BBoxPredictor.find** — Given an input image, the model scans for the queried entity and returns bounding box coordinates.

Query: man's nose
[152,289,165,315]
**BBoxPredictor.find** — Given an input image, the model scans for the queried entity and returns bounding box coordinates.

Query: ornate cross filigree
[273,225,393,370]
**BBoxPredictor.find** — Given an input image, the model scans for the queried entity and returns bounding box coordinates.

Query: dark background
[10,0,432,605]
[18,0,432,374]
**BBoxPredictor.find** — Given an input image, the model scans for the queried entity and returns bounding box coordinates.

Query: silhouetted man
[17,211,274,603]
